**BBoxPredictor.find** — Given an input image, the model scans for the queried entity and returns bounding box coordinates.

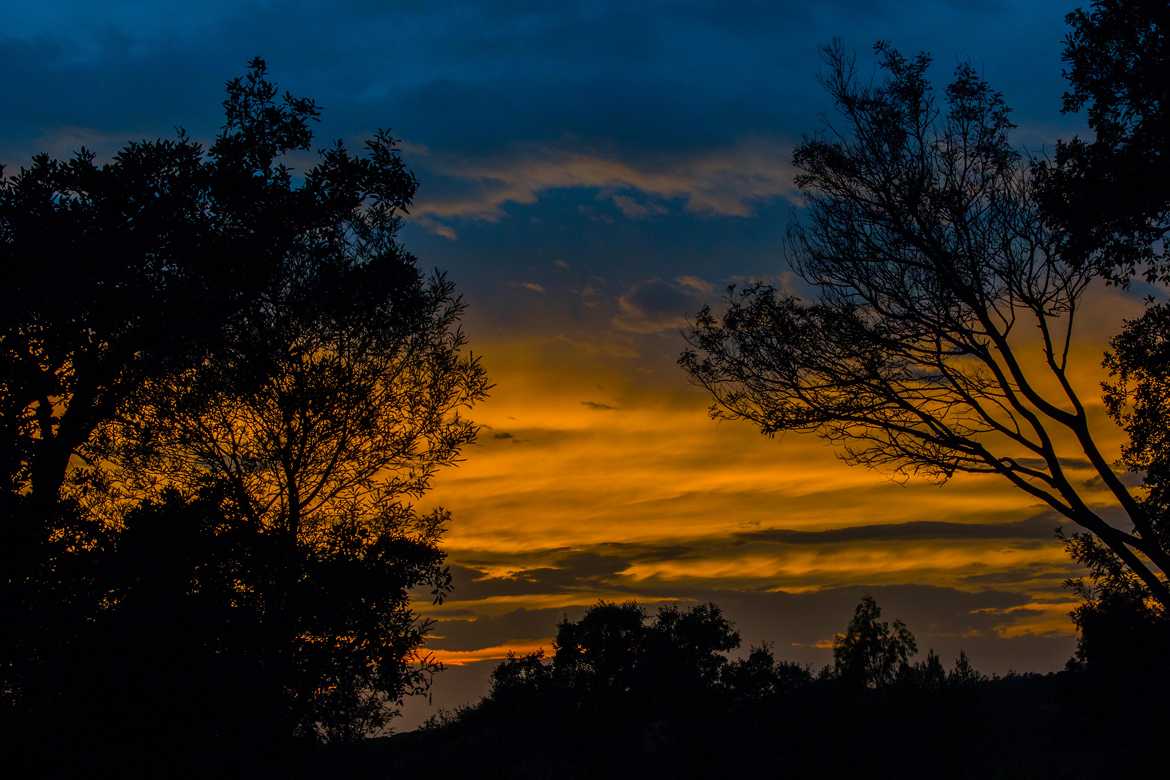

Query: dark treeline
[362,594,1170,778]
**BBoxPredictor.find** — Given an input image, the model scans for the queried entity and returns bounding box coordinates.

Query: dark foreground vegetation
[358,595,1170,779]
[3,1,1169,777]
[2,59,487,777]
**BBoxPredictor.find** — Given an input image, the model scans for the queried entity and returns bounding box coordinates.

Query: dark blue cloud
[3,1,1079,303]
[3,1,1074,153]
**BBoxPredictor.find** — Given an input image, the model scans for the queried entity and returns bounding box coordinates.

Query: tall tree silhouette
[1,60,321,513]
[1038,0,1170,284]
[681,42,1170,609]
[1033,1,1170,632]
[1,58,486,757]
[832,595,916,689]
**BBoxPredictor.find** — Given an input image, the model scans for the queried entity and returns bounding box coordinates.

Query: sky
[2,0,1133,729]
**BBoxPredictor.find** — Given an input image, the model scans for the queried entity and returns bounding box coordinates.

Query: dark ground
[313,671,1157,779]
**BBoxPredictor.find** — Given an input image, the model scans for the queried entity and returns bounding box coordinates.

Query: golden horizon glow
[411,281,1147,681]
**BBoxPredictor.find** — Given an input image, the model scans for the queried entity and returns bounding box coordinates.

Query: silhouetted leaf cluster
[485,602,747,716]
[1,58,485,777]
[1037,0,1170,284]
[1045,0,1170,639]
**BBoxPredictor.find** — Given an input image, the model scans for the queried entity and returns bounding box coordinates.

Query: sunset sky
[3,0,1141,727]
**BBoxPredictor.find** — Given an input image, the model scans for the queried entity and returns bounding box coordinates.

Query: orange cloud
[412,277,1147,666]
[428,641,552,667]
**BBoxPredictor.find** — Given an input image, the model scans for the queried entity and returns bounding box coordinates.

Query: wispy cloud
[408,139,798,237]
[612,276,713,334]
[611,194,669,219]
[428,640,550,667]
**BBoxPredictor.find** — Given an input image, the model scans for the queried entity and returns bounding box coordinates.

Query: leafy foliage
[1047,1,1170,634]
[1038,0,1170,283]
[832,595,917,688]
[1,58,485,766]
[2,58,320,509]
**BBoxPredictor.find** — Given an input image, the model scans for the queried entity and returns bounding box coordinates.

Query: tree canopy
[1038,0,1170,283]
[1,58,487,767]
[681,40,1170,611]
[832,595,917,689]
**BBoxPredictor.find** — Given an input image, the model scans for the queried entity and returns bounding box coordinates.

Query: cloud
[1015,457,1095,472]
[959,564,1075,587]
[412,215,459,240]
[553,259,571,270]
[0,125,139,169]
[736,512,1068,545]
[581,400,618,411]
[612,276,712,334]
[428,640,550,667]
[578,281,604,309]
[676,275,714,295]
[611,194,669,219]
[1083,470,1146,489]
[436,516,1079,611]
[551,333,639,359]
[408,140,798,237]
[510,281,545,293]
[428,606,586,651]
[419,332,1129,559]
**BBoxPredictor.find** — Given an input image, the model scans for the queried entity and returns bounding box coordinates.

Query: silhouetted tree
[1103,307,1170,538]
[1038,0,1170,283]
[42,491,286,776]
[681,41,1170,609]
[1054,304,1170,652]
[1064,525,1170,677]
[1,57,486,760]
[722,644,812,702]
[489,650,554,706]
[552,602,649,699]
[642,603,739,698]
[90,82,487,736]
[832,595,917,689]
[1059,307,1170,665]
[0,59,324,514]
[0,63,323,712]
[1,58,323,709]
[1032,1,1170,638]
[947,650,985,688]
[485,601,740,715]
[901,648,946,691]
